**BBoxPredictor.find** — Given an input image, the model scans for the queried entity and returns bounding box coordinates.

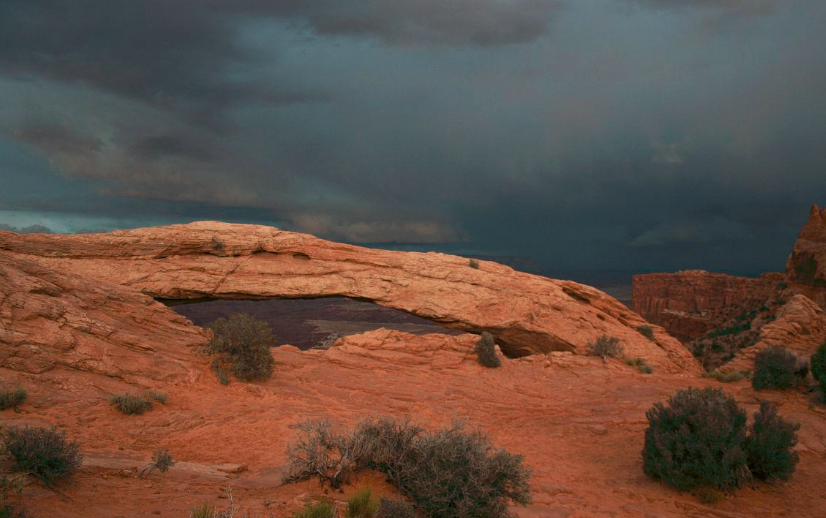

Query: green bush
[475,332,501,368]
[752,346,799,389]
[109,394,153,415]
[636,325,655,340]
[624,357,653,374]
[588,335,623,358]
[206,313,274,382]
[346,487,379,518]
[1,426,83,486]
[745,401,800,481]
[643,387,749,490]
[0,388,27,411]
[146,391,168,405]
[293,502,336,518]
[468,259,480,269]
[285,417,531,518]
[643,388,801,492]
[376,498,415,518]
[811,342,826,397]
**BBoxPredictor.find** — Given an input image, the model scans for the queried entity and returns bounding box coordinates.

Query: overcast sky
[1,0,824,274]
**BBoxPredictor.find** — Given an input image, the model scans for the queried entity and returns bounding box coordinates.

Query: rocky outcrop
[632,270,779,341]
[723,294,826,372]
[787,204,826,288]
[0,222,699,373]
[0,252,205,391]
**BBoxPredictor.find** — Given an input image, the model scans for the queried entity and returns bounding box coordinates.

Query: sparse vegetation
[588,335,623,359]
[0,388,27,411]
[745,401,800,482]
[701,370,751,383]
[285,417,531,518]
[211,359,231,385]
[636,325,655,340]
[210,236,225,252]
[346,487,380,518]
[643,387,800,493]
[189,502,216,518]
[141,448,175,478]
[376,498,415,518]
[624,357,653,374]
[475,332,501,368]
[109,393,154,415]
[292,501,336,518]
[811,342,826,400]
[752,346,801,389]
[468,258,479,269]
[206,313,274,382]
[1,475,31,518]
[1,426,83,486]
[146,391,168,404]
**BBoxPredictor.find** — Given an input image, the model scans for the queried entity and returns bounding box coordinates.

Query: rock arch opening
[163,296,464,350]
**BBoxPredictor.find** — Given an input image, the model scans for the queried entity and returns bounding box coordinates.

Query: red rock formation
[723,294,826,372]
[0,222,698,373]
[787,204,826,287]
[0,252,204,392]
[632,270,778,341]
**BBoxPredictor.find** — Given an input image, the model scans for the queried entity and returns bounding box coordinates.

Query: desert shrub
[351,418,423,484]
[1,426,82,486]
[0,388,27,411]
[624,357,653,374]
[701,370,751,383]
[189,502,215,518]
[694,486,724,504]
[396,422,531,518]
[468,258,479,269]
[284,420,359,489]
[293,502,336,518]
[146,391,168,404]
[1,476,32,518]
[210,359,230,385]
[109,393,153,415]
[346,487,380,518]
[643,387,750,490]
[475,332,501,368]
[206,313,274,382]
[811,342,826,396]
[636,325,655,340]
[376,498,415,518]
[745,401,800,482]
[141,448,175,478]
[285,417,531,518]
[588,335,623,358]
[752,346,799,389]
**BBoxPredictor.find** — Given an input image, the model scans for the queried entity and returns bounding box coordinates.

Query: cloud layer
[1,0,825,271]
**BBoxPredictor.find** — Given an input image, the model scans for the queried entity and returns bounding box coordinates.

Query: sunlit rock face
[0,221,698,374]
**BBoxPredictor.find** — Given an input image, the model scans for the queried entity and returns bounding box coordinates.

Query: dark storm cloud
[2,0,825,271]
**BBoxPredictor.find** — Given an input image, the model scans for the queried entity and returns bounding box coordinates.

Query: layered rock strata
[0,222,698,374]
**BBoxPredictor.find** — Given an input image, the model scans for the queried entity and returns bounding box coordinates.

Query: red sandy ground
[4,330,826,518]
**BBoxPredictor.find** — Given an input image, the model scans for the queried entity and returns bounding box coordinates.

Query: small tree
[475,332,501,368]
[207,313,275,382]
[1,426,83,486]
[636,325,655,340]
[745,401,800,482]
[752,346,798,389]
